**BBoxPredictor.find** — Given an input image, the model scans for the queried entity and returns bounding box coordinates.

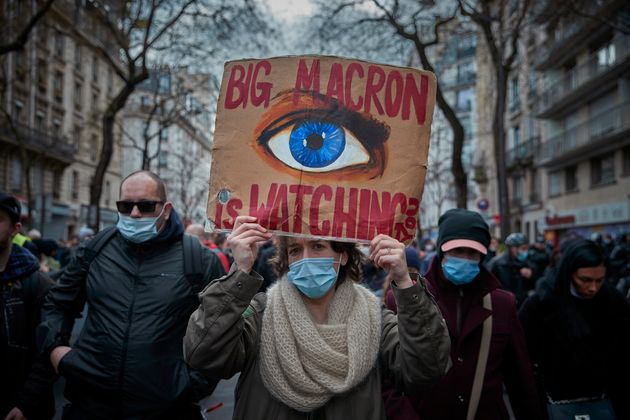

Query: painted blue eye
[289,121,345,168]
[266,119,371,173]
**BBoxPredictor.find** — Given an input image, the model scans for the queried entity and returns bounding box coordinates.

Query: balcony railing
[538,102,630,163]
[506,136,540,168]
[0,121,76,164]
[536,35,630,115]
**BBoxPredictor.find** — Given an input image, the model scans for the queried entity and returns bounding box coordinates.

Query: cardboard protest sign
[206,55,436,244]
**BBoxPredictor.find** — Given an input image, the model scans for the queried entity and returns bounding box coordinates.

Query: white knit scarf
[259,276,382,412]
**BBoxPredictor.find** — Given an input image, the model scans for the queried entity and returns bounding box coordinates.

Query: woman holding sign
[184,215,450,419]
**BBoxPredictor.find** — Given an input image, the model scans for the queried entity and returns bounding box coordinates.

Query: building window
[595,41,616,70]
[565,165,578,192]
[52,118,62,137]
[74,43,81,71]
[32,164,43,195]
[158,74,170,93]
[90,134,98,161]
[457,34,475,58]
[53,171,62,200]
[623,146,630,175]
[460,115,472,140]
[159,127,168,142]
[92,55,98,82]
[92,91,99,112]
[591,153,615,186]
[15,50,26,82]
[10,159,22,192]
[54,71,64,103]
[456,88,473,112]
[528,68,537,97]
[513,177,523,202]
[74,82,82,110]
[510,77,520,111]
[36,58,47,93]
[529,168,540,202]
[590,93,616,138]
[457,61,474,85]
[549,171,561,196]
[13,100,23,123]
[511,125,520,148]
[35,110,46,131]
[54,31,64,57]
[73,126,82,152]
[107,69,113,91]
[71,170,79,199]
[37,25,47,47]
[564,61,577,91]
[158,151,168,168]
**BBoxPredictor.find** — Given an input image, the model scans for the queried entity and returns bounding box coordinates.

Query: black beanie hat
[0,192,21,224]
[437,209,491,257]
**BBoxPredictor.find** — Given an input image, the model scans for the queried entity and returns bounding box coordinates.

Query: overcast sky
[265,0,316,23]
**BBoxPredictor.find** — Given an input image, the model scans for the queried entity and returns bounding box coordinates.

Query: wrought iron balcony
[0,120,76,165]
[535,35,630,117]
[537,102,630,165]
[506,136,539,168]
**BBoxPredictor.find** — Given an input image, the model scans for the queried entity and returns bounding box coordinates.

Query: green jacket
[184,268,451,420]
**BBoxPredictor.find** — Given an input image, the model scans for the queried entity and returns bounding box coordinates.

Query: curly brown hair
[271,236,364,284]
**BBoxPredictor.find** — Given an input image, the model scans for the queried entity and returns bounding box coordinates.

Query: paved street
[200,376,239,420]
[53,375,238,419]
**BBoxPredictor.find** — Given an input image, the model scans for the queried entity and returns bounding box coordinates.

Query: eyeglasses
[116,200,164,215]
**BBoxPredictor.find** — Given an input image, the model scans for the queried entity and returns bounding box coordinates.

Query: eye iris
[289,121,345,168]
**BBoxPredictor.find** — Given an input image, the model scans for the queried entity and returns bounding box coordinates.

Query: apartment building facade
[0,0,124,239]
[521,2,630,243]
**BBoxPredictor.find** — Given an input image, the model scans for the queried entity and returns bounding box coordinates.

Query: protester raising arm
[184,215,450,419]
[184,216,271,379]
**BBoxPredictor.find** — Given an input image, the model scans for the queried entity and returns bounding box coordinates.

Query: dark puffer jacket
[489,252,534,308]
[1,244,55,420]
[37,211,225,419]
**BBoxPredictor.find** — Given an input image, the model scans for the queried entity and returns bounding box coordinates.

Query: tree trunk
[494,65,511,237]
[89,72,148,231]
[21,152,34,230]
[416,42,468,208]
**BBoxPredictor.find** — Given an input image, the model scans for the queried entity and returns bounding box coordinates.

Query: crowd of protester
[2,182,630,420]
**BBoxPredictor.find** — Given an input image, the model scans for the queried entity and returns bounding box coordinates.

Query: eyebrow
[576,275,604,282]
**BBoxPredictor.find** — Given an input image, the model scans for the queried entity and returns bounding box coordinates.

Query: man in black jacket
[37,171,225,420]
[489,232,534,308]
[1,193,55,420]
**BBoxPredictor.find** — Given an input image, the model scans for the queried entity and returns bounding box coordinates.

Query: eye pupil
[305,133,324,150]
[290,121,346,168]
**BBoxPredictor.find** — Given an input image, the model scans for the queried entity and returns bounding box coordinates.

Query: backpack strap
[82,226,118,266]
[182,234,204,295]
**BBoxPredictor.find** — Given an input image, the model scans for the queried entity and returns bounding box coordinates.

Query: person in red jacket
[383,208,543,420]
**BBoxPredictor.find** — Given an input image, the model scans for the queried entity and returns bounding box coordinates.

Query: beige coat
[184,268,450,420]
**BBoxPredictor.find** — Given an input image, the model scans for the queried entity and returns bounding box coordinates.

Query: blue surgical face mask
[287,257,340,299]
[116,206,164,243]
[442,256,480,286]
[517,250,528,262]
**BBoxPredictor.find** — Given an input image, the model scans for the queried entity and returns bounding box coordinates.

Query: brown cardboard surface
[206,55,436,244]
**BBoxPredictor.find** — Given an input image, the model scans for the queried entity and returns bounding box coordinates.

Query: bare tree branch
[0,0,57,56]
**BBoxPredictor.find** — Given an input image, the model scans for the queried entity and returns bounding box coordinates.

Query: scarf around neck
[0,243,39,283]
[259,275,382,412]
